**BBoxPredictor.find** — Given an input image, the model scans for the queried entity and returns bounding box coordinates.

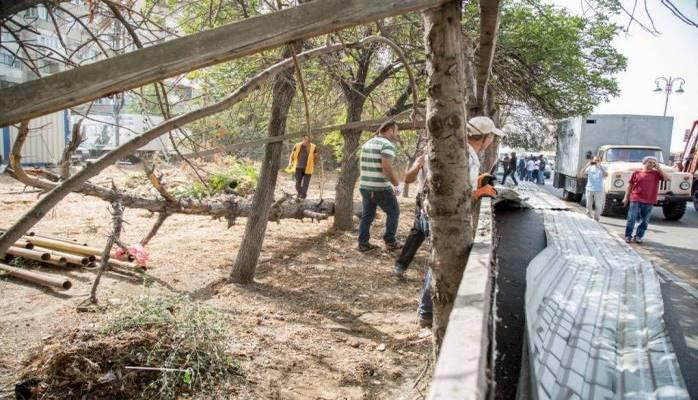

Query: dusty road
[540,181,698,397]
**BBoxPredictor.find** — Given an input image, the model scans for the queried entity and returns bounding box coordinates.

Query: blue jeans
[359,188,400,245]
[625,201,653,239]
[419,268,433,319]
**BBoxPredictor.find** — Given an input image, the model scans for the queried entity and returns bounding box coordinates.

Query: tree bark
[423,0,471,355]
[333,95,365,231]
[230,43,299,284]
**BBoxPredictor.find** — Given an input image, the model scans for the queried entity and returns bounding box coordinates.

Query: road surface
[537,180,698,397]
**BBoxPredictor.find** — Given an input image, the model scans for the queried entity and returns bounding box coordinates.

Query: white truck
[554,114,693,220]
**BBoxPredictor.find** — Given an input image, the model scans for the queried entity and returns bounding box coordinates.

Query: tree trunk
[423,0,471,355]
[333,97,365,231]
[230,44,299,284]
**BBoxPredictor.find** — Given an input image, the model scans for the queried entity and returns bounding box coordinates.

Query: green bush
[174,157,258,199]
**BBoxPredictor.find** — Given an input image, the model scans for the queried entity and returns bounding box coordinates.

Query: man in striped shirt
[358,120,403,252]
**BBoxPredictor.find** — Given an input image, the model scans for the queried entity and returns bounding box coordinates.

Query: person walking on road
[623,156,671,243]
[286,135,318,199]
[517,156,526,180]
[501,151,518,185]
[526,156,535,181]
[582,156,608,221]
[537,155,547,185]
[357,120,403,253]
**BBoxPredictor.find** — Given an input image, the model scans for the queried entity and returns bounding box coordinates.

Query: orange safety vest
[286,142,316,175]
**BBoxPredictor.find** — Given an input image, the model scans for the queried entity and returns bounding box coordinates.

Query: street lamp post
[654,76,685,117]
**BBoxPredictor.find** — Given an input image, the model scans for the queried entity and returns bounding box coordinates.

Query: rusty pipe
[0,262,72,290]
[15,239,34,250]
[7,246,50,261]
[31,246,89,266]
[24,236,103,258]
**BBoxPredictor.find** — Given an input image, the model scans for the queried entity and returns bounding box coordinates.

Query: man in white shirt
[581,156,608,221]
[526,157,535,181]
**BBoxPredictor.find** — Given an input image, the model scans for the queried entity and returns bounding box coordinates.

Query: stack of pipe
[1,230,142,290]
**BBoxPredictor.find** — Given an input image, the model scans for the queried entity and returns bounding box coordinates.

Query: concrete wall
[429,198,495,400]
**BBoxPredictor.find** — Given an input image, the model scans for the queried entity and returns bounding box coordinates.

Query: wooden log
[185,117,425,159]
[0,262,72,290]
[476,0,502,109]
[0,0,446,126]
[302,210,330,220]
[31,246,90,266]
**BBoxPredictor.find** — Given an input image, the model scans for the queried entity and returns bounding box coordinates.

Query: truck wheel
[662,202,686,221]
[693,186,698,212]
[601,195,626,217]
[602,196,614,216]
[562,190,582,202]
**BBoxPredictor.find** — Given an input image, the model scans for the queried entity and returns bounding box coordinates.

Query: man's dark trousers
[395,206,428,270]
[295,167,311,199]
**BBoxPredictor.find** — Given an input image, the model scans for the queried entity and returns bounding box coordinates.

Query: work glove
[474,173,497,200]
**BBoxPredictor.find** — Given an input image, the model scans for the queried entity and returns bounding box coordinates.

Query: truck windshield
[605,148,664,163]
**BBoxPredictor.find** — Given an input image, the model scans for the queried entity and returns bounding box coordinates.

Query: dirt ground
[0,164,433,399]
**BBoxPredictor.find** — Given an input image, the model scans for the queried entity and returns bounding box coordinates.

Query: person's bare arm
[656,166,671,181]
[381,157,400,186]
[623,180,634,207]
[404,155,425,184]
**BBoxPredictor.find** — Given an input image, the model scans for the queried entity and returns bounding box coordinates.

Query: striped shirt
[360,136,396,191]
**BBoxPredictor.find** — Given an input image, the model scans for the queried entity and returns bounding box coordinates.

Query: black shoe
[358,242,380,253]
[393,264,407,279]
[385,241,404,251]
[418,315,433,328]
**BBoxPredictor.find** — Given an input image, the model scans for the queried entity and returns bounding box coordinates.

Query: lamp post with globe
[654,76,685,116]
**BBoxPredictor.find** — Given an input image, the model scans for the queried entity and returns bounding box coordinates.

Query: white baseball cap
[467,116,506,137]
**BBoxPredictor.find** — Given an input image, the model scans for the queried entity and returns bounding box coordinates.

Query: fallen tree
[0,36,407,257]
[7,168,339,225]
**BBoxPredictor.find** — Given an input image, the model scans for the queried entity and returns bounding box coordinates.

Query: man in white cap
[622,155,671,243]
[414,116,503,328]
[466,116,506,199]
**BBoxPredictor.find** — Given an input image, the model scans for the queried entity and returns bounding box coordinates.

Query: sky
[553,0,698,152]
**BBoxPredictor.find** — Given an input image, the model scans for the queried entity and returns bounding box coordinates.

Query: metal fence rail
[526,201,689,399]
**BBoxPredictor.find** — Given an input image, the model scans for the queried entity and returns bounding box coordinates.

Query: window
[1,29,13,44]
[24,7,38,18]
[40,35,60,50]
[37,5,49,21]
[0,51,21,69]
[605,148,664,163]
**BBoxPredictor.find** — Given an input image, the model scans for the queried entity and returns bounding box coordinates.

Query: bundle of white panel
[525,209,688,399]
[1,110,69,166]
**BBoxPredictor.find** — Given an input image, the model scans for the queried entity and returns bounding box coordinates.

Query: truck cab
[596,145,693,220]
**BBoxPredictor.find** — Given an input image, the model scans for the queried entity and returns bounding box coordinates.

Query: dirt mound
[17,297,241,400]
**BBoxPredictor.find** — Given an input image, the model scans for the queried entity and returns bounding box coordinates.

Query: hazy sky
[553,0,698,152]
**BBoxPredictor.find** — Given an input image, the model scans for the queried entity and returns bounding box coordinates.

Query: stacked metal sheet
[525,206,689,399]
